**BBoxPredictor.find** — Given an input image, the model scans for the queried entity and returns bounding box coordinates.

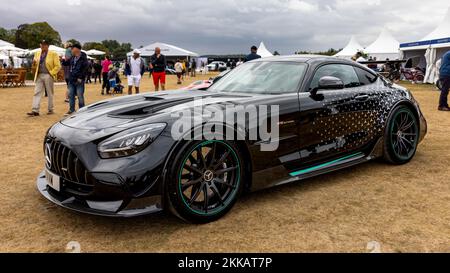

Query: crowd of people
[26,41,173,117]
[28,40,448,116]
[25,40,265,118]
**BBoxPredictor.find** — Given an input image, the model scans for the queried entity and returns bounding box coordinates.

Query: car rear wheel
[383,105,419,164]
[165,140,243,223]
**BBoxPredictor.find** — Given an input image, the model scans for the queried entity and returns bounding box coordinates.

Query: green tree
[101,40,132,60]
[66,38,81,46]
[295,48,342,56]
[0,27,16,44]
[15,22,62,49]
[83,42,108,52]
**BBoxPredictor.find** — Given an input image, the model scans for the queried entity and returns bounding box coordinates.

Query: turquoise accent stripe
[289,152,364,177]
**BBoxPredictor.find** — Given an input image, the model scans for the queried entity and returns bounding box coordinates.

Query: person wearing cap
[244,46,261,63]
[62,43,89,115]
[125,49,145,95]
[27,40,61,116]
[150,47,167,91]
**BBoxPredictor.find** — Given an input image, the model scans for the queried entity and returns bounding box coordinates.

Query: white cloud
[0,0,449,54]
[288,1,319,12]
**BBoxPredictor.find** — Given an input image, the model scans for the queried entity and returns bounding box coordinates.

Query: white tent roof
[0,39,14,47]
[129,42,198,57]
[0,53,8,60]
[0,45,27,57]
[364,29,400,54]
[334,36,364,58]
[86,49,106,56]
[257,42,273,58]
[29,45,66,56]
[29,45,88,56]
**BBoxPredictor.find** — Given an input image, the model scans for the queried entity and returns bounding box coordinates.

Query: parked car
[180,70,230,91]
[207,61,226,71]
[37,55,427,223]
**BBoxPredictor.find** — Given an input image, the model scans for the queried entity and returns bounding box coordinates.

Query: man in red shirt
[150,47,167,91]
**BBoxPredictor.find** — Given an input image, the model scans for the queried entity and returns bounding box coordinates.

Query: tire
[415,75,424,83]
[383,105,419,165]
[165,140,244,223]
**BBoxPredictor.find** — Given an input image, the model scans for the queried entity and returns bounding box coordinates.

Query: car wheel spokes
[390,110,418,159]
[179,141,240,215]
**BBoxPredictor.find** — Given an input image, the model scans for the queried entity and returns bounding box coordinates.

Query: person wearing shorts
[150,47,167,91]
[175,59,183,84]
[125,49,145,95]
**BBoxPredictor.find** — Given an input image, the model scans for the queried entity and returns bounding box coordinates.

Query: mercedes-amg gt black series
[37,55,427,223]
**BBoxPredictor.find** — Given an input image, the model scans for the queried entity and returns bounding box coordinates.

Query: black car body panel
[37,55,427,217]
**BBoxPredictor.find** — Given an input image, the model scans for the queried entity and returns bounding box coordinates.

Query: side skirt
[265,137,384,189]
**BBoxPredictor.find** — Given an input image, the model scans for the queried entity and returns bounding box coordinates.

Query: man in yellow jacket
[27,40,61,116]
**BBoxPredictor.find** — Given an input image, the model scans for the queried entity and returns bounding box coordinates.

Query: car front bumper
[37,171,163,217]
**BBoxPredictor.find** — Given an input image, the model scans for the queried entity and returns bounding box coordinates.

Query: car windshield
[208,62,307,94]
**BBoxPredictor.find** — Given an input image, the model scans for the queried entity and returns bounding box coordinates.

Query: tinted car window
[209,62,307,94]
[309,64,360,90]
[354,67,378,85]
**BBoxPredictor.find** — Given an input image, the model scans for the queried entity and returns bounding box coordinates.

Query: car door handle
[354,94,370,101]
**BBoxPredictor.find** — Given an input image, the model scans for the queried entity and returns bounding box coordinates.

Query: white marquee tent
[0,45,27,68]
[364,28,400,61]
[128,42,198,58]
[29,45,89,57]
[400,8,450,83]
[0,39,14,48]
[257,42,273,58]
[29,45,66,56]
[86,49,106,56]
[334,36,364,60]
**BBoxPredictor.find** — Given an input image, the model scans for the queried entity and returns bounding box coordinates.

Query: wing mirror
[310,76,345,96]
[318,76,344,90]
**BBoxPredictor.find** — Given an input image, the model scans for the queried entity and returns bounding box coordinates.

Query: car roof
[252,54,355,64]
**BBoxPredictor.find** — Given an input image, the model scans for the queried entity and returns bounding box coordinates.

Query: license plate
[45,169,61,192]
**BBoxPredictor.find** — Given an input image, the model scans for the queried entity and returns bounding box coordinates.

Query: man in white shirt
[126,49,145,95]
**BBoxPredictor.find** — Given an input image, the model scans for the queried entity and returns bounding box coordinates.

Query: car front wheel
[383,105,419,164]
[165,140,244,223]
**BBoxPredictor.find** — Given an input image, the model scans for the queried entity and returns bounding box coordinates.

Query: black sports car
[37,55,427,223]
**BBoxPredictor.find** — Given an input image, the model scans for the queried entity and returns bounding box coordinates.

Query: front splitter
[36,171,163,218]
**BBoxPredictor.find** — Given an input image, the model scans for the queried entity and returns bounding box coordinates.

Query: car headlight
[98,123,166,159]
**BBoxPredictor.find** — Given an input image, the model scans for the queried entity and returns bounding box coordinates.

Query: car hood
[60,90,261,130]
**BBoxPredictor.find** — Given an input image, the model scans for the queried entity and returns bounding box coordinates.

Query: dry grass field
[0,73,449,253]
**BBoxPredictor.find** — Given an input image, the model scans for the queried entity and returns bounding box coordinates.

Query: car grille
[45,138,95,195]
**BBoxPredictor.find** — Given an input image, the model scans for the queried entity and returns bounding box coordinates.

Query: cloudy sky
[1,0,449,54]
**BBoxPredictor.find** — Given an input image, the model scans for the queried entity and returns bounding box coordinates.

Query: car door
[297,63,376,166]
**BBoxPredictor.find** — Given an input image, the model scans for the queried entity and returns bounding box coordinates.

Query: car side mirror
[317,76,344,90]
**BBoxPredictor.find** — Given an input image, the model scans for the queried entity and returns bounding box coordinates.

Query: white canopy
[0,45,27,55]
[86,49,106,56]
[29,45,66,56]
[364,29,400,60]
[0,39,14,47]
[257,42,273,58]
[29,45,88,56]
[334,36,364,59]
[0,53,8,60]
[128,42,199,57]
